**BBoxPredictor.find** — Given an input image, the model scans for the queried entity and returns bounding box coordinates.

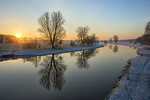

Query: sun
[16,34,20,38]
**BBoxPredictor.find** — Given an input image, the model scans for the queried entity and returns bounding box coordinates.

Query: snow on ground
[0,44,104,60]
[106,42,150,100]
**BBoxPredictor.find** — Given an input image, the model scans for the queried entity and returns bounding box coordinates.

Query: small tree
[76,26,89,46]
[109,38,112,42]
[38,11,66,48]
[113,35,118,43]
[145,21,150,34]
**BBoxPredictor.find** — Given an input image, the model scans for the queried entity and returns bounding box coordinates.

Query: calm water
[0,44,138,100]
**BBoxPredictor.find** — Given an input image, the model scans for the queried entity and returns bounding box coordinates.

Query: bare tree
[113,35,119,43]
[76,26,89,46]
[38,11,66,48]
[145,21,150,34]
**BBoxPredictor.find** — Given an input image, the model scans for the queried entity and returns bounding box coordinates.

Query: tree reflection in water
[23,56,41,67]
[109,44,113,49]
[70,49,98,69]
[113,45,118,53]
[39,54,67,90]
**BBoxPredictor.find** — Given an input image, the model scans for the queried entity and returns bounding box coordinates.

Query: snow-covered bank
[0,44,104,61]
[107,56,150,100]
[106,42,150,100]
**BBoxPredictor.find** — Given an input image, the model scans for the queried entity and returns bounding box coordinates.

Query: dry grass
[0,41,74,51]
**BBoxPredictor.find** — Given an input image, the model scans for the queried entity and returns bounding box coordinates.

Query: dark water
[0,44,138,100]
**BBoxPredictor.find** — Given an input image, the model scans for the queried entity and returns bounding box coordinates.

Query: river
[0,44,138,100]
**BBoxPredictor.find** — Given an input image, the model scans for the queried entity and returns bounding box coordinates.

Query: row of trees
[38,11,98,48]
[136,21,150,45]
[109,35,119,43]
[76,26,98,46]
[104,35,119,44]
[0,35,19,43]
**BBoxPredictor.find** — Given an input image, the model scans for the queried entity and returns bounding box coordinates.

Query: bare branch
[38,11,66,48]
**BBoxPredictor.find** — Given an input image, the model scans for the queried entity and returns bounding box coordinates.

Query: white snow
[0,44,104,60]
[107,42,150,100]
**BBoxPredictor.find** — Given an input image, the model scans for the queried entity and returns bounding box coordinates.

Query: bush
[84,34,98,46]
[22,43,41,49]
[113,35,119,43]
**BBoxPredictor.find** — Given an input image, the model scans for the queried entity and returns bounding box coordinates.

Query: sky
[0,0,150,40]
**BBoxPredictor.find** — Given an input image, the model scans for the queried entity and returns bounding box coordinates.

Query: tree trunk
[81,37,84,46]
[82,41,84,46]
[52,42,55,48]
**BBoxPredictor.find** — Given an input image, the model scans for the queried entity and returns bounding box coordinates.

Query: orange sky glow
[0,0,150,40]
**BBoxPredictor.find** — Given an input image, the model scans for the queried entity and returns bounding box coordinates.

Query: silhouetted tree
[109,38,112,42]
[136,36,142,44]
[113,35,119,43]
[0,35,19,43]
[38,11,66,48]
[113,45,118,53]
[145,21,150,34]
[39,54,67,90]
[76,26,89,46]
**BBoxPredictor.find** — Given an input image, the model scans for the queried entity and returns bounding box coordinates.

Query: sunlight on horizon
[16,34,20,38]
[0,0,150,40]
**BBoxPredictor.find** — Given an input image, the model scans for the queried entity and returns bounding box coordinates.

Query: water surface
[0,44,138,100]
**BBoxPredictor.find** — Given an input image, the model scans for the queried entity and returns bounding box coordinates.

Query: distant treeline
[0,34,19,43]
[136,21,150,45]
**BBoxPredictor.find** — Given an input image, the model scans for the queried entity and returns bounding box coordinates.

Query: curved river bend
[0,44,138,100]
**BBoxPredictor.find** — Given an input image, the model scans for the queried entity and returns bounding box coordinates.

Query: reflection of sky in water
[0,45,138,100]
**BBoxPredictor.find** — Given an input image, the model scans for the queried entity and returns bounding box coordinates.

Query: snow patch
[106,42,150,100]
[0,44,104,61]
